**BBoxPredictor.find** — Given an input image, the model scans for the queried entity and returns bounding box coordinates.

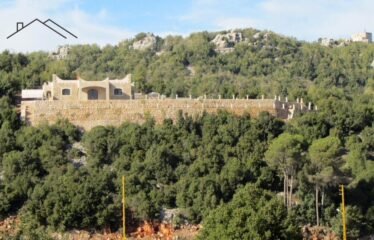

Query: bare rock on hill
[302,225,339,240]
[211,30,244,53]
[187,65,196,76]
[133,34,157,50]
[49,45,70,60]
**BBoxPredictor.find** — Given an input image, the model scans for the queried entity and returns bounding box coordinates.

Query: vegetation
[198,184,293,240]
[0,28,373,239]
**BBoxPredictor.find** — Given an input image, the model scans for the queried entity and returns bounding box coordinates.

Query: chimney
[17,22,23,31]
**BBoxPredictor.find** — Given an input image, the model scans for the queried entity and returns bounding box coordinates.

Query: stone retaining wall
[21,98,306,130]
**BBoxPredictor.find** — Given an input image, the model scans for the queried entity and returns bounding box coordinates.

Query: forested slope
[0,29,373,239]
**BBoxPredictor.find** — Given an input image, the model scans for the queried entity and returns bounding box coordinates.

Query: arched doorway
[46,91,51,100]
[88,89,98,100]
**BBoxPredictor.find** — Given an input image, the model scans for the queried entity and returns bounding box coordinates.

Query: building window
[62,89,71,95]
[114,88,123,96]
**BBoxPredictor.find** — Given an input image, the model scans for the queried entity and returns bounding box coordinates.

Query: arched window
[114,88,123,96]
[62,89,71,95]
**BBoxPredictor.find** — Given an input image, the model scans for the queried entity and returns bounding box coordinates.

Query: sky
[0,0,373,52]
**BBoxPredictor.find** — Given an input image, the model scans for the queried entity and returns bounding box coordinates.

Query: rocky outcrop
[318,38,336,47]
[371,60,374,68]
[49,46,70,60]
[0,216,19,238]
[317,38,352,48]
[133,34,157,50]
[302,225,339,240]
[187,65,196,76]
[253,32,261,39]
[69,142,87,167]
[252,31,272,41]
[211,31,244,53]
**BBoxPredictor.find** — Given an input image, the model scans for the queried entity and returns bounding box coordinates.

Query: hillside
[1,28,374,98]
[0,28,373,239]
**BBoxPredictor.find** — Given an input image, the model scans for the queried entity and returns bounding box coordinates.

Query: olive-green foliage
[0,97,19,129]
[198,184,299,240]
[331,205,370,239]
[309,136,342,171]
[26,166,119,231]
[0,120,80,219]
[1,28,373,98]
[265,133,306,175]
[0,28,373,238]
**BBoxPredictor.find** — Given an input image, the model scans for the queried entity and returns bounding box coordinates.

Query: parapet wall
[21,98,307,130]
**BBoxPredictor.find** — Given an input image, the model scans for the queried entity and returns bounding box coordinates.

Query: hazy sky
[0,0,373,52]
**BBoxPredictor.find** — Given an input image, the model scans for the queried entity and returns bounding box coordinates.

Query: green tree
[0,151,42,216]
[309,136,343,226]
[198,184,299,240]
[0,121,15,158]
[26,166,119,230]
[0,97,19,129]
[265,133,306,209]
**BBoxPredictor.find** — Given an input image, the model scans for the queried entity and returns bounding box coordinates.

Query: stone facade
[20,75,314,131]
[21,97,312,131]
[41,74,133,101]
[351,32,372,43]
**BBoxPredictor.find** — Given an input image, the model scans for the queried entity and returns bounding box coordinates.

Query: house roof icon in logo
[7,18,77,39]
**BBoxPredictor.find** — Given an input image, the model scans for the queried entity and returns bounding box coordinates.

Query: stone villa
[22,74,133,101]
[21,74,314,130]
[351,32,372,43]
